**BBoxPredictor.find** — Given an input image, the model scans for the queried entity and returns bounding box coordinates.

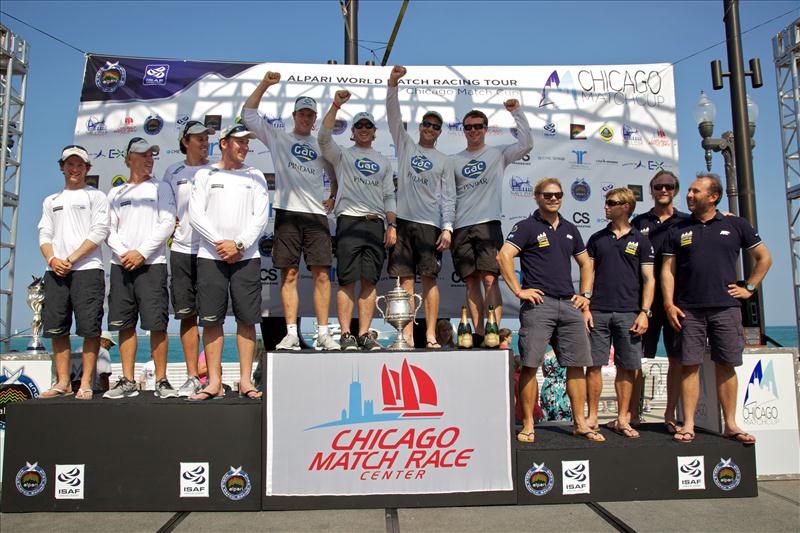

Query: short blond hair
[534,177,562,195]
[606,187,637,215]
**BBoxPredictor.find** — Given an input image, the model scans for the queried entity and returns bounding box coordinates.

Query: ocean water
[5,326,797,363]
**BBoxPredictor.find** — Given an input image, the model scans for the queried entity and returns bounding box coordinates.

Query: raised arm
[386,65,412,146]
[501,99,533,167]
[318,90,351,166]
[242,71,281,151]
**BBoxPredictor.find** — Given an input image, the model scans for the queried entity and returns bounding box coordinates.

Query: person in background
[435,319,456,349]
[138,358,156,391]
[498,328,512,350]
[70,330,114,393]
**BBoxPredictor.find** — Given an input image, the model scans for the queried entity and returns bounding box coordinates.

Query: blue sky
[0,0,798,331]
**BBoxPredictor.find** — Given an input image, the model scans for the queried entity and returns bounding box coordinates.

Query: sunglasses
[463,123,486,131]
[422,120,442,131]
[538,191,564,200]
[182,120,204,137]
[353,122,375,129]
[652,183,676,191]
[605,199,628,207]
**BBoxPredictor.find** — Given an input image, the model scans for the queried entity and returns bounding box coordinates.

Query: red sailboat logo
[381,359,443,418]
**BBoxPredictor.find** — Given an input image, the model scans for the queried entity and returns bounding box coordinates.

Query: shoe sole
[103,391,139,399]
[343,346,359,351]
[276,346,301,351]
[155,391,179,398]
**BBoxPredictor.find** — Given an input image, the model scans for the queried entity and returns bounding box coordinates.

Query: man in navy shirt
[585,188,655,438]
[631,170,689,433]
[498,178,602,443]
[662,174,772,443]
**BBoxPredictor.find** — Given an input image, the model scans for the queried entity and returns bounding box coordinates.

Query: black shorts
[272,208,332,269]
[196,257,262,327]
[42,269,105,338]
[642,295,679,358]
[388,219,442,278]
[335,215,386,286]
[676,306,745,367]
[107,264,169,332]
[169,251,197,319]
[451,221,503,278]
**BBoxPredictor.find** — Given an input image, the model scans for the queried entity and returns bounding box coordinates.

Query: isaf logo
[462,159,486,179]
[291,143,318,162]
[143,64,170,86]
[355,158,380,176]
[55,464,84,500]
[410,155,433,173]
[677,456,705,490]
[180,462,210,498]
[561,460,590,495]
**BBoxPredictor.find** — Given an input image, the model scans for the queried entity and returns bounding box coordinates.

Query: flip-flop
[188,390,219,402]
[39,387,73,399]
[725,432,756,444]
[606,420,640,439]
[664,421,681,434]
[75,388,93,400]
[630,418,643,428]
[426,341,442,349]
[517,431,535,443]
[673,431,695,443]
[573,429,606,442]
[239,389,262,400]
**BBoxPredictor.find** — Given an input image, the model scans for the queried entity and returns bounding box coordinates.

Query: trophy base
[26,343,47,353]
[387,337,414,351]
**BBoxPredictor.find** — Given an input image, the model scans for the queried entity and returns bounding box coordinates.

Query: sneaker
[178,376,202,397]
[340,332,359,351]
[103,377,139,399]
[276,333,301,351]
[155,378,179,398]
[358,333,382,351]
[315,333,341,351]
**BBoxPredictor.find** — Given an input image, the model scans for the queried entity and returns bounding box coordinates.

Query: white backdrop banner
[74,57,679,317]
[265,350,512,496]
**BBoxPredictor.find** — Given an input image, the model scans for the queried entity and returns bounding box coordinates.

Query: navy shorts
[676,306,745,367]
[642,295,679,358]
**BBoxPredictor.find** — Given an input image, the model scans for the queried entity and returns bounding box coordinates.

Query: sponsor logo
[599,125,614,141]
[0,366,41,429]
[624,241,639,255]
[512,153,532,166]
[86,116,107,135]
[537,232,550,248]
[677,456,705,490]
[221,466,252,500]
[15,461,47,496]
[176,115,190,125]
[535,155,565,162]
[411,155,433,173]
[355,158,380,177]
[259,233,273,257]
[596,158,618,166]
[577,69,665,107]
[55,464,84,499]
[572,212,590,227]
[627,184,643,201]
[525,462,554,496]
[713,458,742,491]
[143,64,169,86]
[291,143,318,163]
[333,119,348,135]
[510,176,534,197]
[571,150,589,167]
[543,122,556,136]
[570,123,586,140]
[571,178,591,202]
[601,182,615,193]
[111,175,127,187]
[539,70,560,107]
[204,114,222,132]
[623,124,643,144]
[743,359,780,425]
[647,130,672,147]
[561,460,590,495]
[680,230,693,247]
[95,61,126,93]
[143,114,164,136]
[180,462,210,498]
[622,160,646,170]
[115,116,137,134]
[461,159,486,179]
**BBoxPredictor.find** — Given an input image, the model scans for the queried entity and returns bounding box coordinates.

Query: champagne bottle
[484,305,500,348]
[457,306,473,349]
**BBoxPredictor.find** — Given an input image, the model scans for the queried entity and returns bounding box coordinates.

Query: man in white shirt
[38,145,110,400]
[451,102,532,345]
[386,65,455,348]
[162,120,214,396]
[242,71,339,351]
[189,124,269,400]
[103,137,177,399]
[319,91,397,351]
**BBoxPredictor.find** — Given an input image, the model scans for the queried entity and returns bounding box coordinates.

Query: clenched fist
[334,90,351,106]
[388,65,407,86]
[262,71,281,86]
[504,99,520,112]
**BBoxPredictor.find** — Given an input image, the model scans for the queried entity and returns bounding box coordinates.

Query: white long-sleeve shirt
[386,86,455,231]
[242,107,333,216]
[189,164,270,262]
[106,178,176,265]
[162,161,207,255]
[451,107,533,229]
[318,126,395,219]
[38,187,110,271]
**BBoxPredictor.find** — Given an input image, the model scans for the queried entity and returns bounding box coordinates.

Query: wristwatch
[581,292,592,299]
[745,282,756,292]
[387,222,397,229]
[640,308,653,318]
[235,240,245,252]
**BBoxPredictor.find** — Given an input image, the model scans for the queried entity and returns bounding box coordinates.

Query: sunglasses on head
[653,183,676,191]
[463,123,486,131]
[539,191,564,200]
[353,122,375,129]
[182,120,204,137]
[422,120,442,131]
[605,199,627,207]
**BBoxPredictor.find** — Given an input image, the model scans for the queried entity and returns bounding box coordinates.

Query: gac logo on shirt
[680,231,693,247]
[411,155,433,173]
[355,158,380,176]
[462,159,486,179]
[291,143,318,162]
[624,241,639,255]
[537,232,550,248]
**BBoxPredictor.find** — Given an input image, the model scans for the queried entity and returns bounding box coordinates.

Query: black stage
[1,395,756,512]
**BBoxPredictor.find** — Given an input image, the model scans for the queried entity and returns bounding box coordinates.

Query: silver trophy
[375,278,422,351]
[26,275,46,352]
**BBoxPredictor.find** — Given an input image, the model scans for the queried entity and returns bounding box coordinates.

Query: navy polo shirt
[587,225,654,312]
[505,210,586,299]
[662,212,762,308]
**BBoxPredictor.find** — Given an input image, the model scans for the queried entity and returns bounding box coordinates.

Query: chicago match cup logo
[742,359,780,426]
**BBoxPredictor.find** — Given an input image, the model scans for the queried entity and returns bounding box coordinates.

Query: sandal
[75,388,93,400]
[724,431,756,444]
[517,431,535,443]
[573,429,606,442]
[606,420,640,439]
[39,386,73,399]
[426,340,442,349]
[239,388,262,400]
[673,431,695,443]
[189,389,222,402]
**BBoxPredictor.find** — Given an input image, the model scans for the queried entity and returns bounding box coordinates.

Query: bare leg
[357,280,377,336]
[80,336,100,391]
[567,366,599,436]
[677,364,700,440]
[519,366,539,436]
[585,366,603,429]
[630,368,643,422]
[422,275,439,344]
[280,267,299,326]
[237,323,260,397]
[483,271,502,324]
[118,327,138,381]
[193,324,223,397]
[337,284,356,335]
[180,317,199,377]
[615,368,638,433]
[50,335,72,392]
[465,272,484,335]
[716,363,753,441]
[311,266,332,327]
[400,276,416,346]
[666,357,683,426]
[150,330,168,381]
